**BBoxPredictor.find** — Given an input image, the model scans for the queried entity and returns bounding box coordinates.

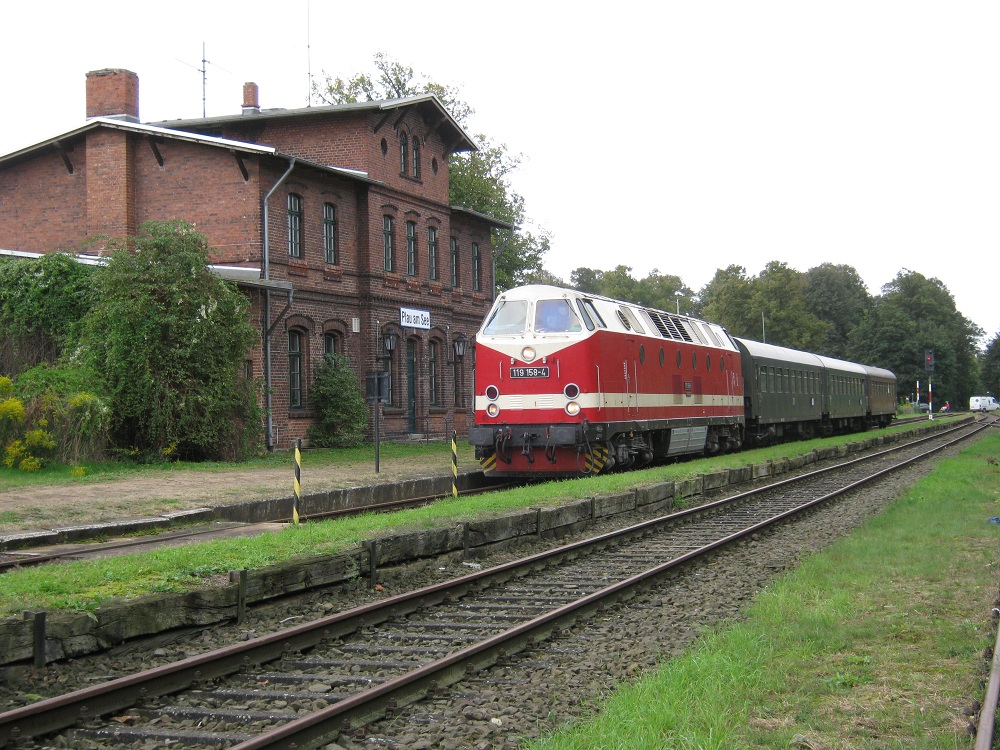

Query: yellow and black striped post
[451,430,459,499]
[293,439,301,526]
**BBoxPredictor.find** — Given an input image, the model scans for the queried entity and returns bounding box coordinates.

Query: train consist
[469,285,897,478]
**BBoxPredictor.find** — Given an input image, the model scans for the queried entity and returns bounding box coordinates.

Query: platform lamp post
[453,333,468,411]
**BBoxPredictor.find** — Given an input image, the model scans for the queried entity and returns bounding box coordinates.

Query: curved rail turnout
[0,419,990,750]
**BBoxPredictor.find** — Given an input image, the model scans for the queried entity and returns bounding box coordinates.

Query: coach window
[706,354,711,371]
[639,345,645,365]
[289,330,304,409]
[287,194,303,258]
[720,356,725,371]
[692,351,698,369]
[660,348,665,366]
[323,203,338,264]
[676,349,682,368]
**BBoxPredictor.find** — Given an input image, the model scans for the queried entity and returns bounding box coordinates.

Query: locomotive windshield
[482,299,528,335]
[533,299,583,333]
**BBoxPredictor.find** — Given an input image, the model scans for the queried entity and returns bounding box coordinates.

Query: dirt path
[0,454,482,534]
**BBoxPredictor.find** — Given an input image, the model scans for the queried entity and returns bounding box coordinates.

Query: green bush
[307,354,368,448]
[0,252,95,376]
[81,221,263,461]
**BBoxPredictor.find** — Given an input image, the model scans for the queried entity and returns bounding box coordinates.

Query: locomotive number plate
[510,367,550,378]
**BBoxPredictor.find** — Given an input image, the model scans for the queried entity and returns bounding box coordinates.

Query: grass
[0,418,964,620]
[523,431,1000,749]
[0,440,466,490]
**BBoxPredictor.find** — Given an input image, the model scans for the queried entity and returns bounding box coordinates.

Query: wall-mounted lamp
[453,333,468,360]
[383,330,398,354]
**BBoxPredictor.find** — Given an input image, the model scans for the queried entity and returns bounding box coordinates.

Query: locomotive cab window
[534,299,582,333]
[578,298,606,329]
[482,300,528,335]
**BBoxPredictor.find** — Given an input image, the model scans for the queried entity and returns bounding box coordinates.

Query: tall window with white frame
[428,340,439,406]
[428,226,438,281]
[406,221,417,276]
[288,330,303,409]
[472,243,481,292]
[450,237,459,287]
[323,203,338,264]
[411,136,421,179]
[399,132,408,175]
[288,194,303,258]
[383,216,395,272]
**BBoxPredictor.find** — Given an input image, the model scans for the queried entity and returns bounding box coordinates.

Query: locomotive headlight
[564,383,580,399]
[565,401,581,416]
[485,385,500,401]
[521,346,536,362]
[486,403,501,418]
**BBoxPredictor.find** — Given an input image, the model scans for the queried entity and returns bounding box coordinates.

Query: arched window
[406,221,417,276]
[472,243,481,292]
[324,332,339,356]
[411,136,421,179]
[287,194,303,258]
[450,237,459,287]
[383,216,395,272]
[288,330,304,408]
[323,203,338,264]
[399,132,408,175]
[428,340,439,405]
[428,226,439,280]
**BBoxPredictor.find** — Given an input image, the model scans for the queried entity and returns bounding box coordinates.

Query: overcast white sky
[4,2,998,344]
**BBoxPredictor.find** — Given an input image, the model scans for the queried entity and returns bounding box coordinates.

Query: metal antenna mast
[306,1,313,106]
[200,42,209,117]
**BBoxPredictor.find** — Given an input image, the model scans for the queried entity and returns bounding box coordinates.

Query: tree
[804,263,872,358]
[82,221,262,461]
[980,332,1000,397]
[751,262,829,351]
[849,269,982,406]
[307,354,368,448]
[700,265,756,338]
[313,53,547,293]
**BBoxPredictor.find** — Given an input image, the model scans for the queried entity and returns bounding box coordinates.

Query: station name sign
[400,307,431,330]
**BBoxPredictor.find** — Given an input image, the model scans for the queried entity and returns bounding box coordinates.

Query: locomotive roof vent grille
[645,309,693,343]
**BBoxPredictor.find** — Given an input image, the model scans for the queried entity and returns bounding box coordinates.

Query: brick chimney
[85,68,139,121]
[242,82,260,115]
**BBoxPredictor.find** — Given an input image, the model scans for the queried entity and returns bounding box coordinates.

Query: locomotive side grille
[535,395,555,408]
[645,310,694,343]
[508,395,524,409]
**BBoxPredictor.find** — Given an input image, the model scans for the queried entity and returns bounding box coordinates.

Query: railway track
[0,418,991,749]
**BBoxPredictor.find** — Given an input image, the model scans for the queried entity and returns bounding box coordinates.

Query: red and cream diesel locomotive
[468,285,896,478]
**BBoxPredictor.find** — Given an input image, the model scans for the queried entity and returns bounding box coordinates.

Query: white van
[969,396,1000,412]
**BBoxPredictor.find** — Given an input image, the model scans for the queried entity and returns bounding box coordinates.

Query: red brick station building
[0,68,510,449]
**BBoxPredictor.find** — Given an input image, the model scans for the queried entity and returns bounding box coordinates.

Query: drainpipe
[262,157,296,451]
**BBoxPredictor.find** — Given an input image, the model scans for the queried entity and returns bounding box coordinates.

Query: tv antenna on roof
[176,43,234,117]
